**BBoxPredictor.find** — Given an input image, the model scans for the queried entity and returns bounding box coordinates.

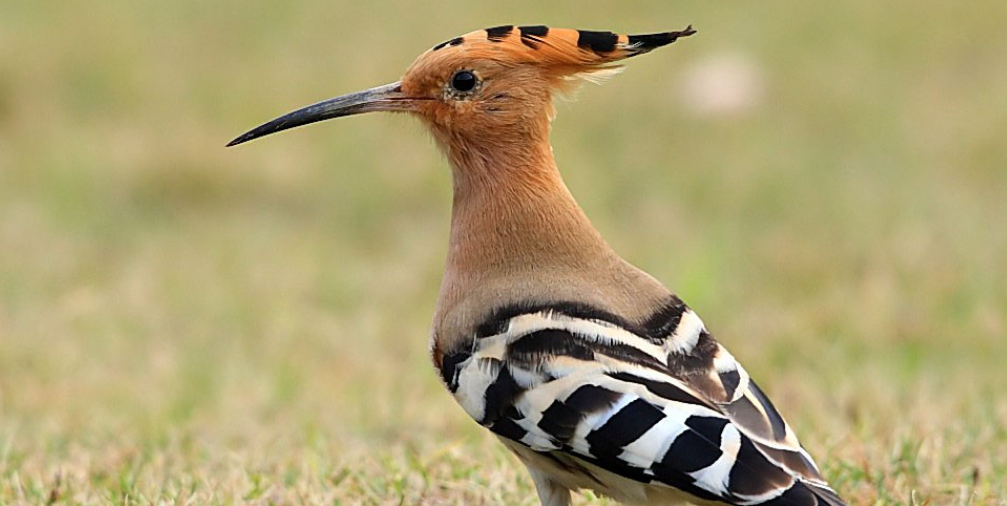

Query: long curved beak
[227,81,416,147]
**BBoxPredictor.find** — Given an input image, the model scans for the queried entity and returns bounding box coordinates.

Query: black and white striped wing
[439,300,844,505]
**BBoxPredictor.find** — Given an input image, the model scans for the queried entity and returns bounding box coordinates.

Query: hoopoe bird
[229,25,845,506]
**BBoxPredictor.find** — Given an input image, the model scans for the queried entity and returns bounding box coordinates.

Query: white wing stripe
[666,309,705,354]
[617,415,688,469]
[504,312,668,363]
[688,422,741,496]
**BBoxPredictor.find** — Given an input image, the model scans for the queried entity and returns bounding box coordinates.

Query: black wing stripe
[661,417,728,473]
[719,368,742,400]
[728,437,794,498]
[476,297,688,341]
[607,371,712,408]
[508,329,595,362]
[481,365,523,425]
[649,456,728,503]
[438,349,471,393]
[686,415,730,448]
[565,384,623,413]
[491,413,529,442]
[537,400,582,443]
[537,384,622,443]
[585,399,665,460]
[577,453,654,484]
[508,329,666,371]
[639,296,688,341]
[475,301,629,338]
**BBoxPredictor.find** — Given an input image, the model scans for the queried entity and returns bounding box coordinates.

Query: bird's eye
[451,70,478,92]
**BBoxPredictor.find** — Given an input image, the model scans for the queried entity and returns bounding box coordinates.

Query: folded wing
[440,300,844,505]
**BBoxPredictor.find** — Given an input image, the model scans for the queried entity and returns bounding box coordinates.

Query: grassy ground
[2,0,1006,504]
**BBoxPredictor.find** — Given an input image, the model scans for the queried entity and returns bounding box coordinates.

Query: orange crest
[408,25,694,91]
[399,25,696,137]
[428,25,695,66]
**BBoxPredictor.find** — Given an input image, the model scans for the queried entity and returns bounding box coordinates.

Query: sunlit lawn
[1,0,1006,504]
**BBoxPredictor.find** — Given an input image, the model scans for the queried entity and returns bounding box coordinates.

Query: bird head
[227,25,695,148]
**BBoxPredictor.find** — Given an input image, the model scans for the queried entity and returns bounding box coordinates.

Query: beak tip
[226,134,251,148]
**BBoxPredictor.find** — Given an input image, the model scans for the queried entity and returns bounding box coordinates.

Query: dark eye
[451,70,477,92]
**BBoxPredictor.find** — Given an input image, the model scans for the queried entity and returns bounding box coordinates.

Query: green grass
[1,0,1006,504]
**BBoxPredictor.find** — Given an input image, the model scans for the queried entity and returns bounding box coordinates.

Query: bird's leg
[528,468,572,506]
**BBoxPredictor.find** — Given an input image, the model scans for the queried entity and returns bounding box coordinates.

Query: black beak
[227,81,414,147]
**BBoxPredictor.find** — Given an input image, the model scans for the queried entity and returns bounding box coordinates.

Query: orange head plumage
[227,25,696,148]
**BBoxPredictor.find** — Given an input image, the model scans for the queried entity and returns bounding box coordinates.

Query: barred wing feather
[440,301,844,505]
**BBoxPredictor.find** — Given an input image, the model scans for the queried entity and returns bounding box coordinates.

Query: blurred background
[1,0,1005,504]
